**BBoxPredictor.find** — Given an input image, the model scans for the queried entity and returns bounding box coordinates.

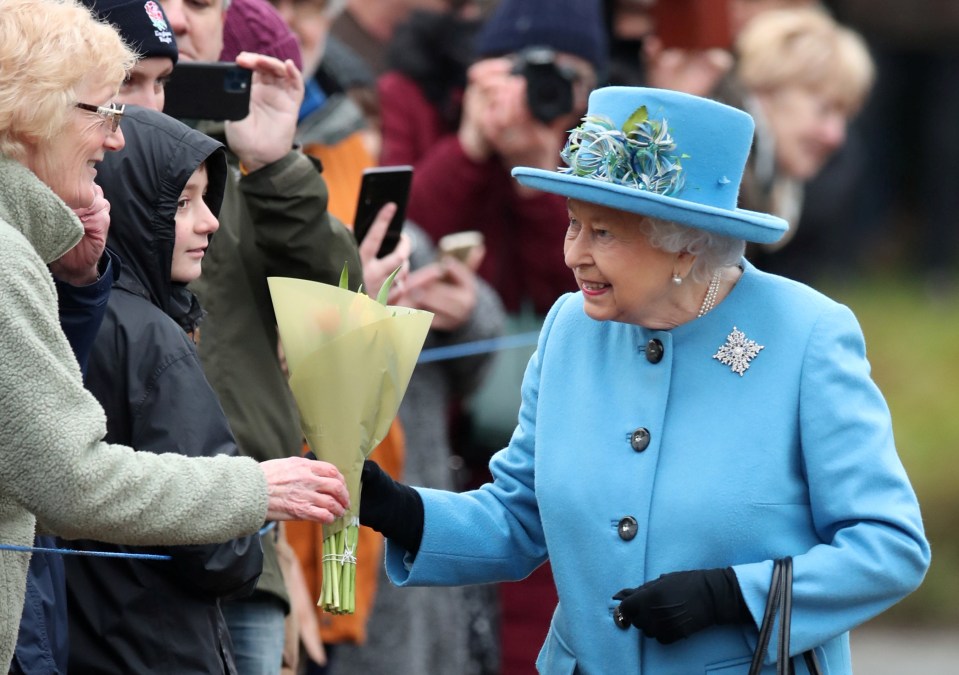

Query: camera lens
[224,69,250,94]
[514,47,575,124]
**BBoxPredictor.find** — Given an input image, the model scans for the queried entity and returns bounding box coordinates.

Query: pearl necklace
[697,269,723,318]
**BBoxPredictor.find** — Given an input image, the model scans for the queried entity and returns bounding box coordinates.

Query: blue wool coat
[386,261,930,674]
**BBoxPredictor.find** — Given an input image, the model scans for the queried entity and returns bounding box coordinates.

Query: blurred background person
[326,0,457,148]
[379,0,604,319]
[377,0,485,168]
[602,0,653,87]
[331,0,449,77]
[717,5,874,278]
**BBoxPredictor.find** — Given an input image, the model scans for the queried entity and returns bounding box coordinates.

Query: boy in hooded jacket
[62,106,264,675]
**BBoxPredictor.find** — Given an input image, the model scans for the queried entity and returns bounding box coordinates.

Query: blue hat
[474,0,607,75]
[512,87,788,244]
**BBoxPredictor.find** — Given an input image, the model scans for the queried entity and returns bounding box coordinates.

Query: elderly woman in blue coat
[358,87,930,674]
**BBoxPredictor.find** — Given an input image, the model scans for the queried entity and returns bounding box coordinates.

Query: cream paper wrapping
[269,276,433,536]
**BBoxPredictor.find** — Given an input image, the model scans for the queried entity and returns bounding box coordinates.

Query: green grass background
[824,273,959,626]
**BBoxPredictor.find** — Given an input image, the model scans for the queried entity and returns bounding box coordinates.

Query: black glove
[359,459,424,556]
[613,568,750,644]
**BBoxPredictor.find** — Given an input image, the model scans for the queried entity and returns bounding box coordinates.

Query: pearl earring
[672,273,683,286]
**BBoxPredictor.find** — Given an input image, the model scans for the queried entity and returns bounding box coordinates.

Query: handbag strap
[748,559,784,675]
[779,557,793,672]
[748,557,823,675]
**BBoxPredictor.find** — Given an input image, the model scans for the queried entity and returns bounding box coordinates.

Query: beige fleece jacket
[0,156,269,670]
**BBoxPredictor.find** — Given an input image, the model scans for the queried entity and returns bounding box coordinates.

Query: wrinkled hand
[260,457,350,523]
[226,51,304,173]
[49,183,110,286]
[613,568,748,644]
[359,459,424,555]
[644,36,733,98]
[398,255,480,331]
[358,202,411,302]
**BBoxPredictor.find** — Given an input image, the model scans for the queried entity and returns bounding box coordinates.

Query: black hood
[96,105,227,328]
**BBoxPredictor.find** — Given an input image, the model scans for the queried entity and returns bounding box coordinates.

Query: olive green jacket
[191,148,361,607]
[0,157,268,673]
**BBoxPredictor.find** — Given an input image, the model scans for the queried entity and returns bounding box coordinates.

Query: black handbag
[748,557,823,675]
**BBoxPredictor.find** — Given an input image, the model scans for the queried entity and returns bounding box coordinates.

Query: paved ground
[850,625,959,673]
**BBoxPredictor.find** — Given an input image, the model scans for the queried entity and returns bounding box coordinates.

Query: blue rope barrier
[0,544,173,560]
[0,330,540,560]
[0,521,278,560]
[417,330,540,364]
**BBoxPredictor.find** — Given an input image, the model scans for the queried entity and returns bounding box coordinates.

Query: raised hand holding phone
[162,62,253,122]
[353,166,413,258]
[226,52,303,173]
[358,202,411,304]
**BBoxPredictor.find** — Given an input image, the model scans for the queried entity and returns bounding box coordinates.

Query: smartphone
[438,231,484,264]
[353,165,414,258]
[649,0,733,51]
[162,62,253,121]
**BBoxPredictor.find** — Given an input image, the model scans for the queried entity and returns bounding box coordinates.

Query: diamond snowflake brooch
[713,326,764,376]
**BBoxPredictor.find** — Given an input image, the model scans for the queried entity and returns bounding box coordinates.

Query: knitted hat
[221,0,303,71]
[474,0,608,75]
[81,0,178,64]
[512,87,788,244]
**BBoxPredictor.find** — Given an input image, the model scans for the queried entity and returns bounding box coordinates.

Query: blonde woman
[728,6,875,240]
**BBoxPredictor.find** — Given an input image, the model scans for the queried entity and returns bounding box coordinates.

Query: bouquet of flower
[268,271,432,613]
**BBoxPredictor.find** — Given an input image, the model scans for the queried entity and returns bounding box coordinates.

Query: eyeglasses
[74,102,125,133]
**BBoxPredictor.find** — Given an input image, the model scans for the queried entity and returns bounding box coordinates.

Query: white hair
[641,217,746,283]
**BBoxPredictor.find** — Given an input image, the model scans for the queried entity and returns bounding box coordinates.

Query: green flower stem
[319,518,360,614]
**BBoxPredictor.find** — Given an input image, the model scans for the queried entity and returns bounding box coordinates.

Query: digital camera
[511,47,578,124]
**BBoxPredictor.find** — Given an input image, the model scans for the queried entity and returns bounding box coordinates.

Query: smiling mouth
[580,280,610,297]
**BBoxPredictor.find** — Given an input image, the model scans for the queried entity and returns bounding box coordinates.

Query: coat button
[645,339,664,364]
[613,606,630,629]
[617,516,638,541]
[630,428,650,452]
